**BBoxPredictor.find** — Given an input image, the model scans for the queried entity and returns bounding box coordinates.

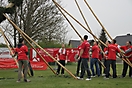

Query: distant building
[68,40,94,48]
[114,34,132,46]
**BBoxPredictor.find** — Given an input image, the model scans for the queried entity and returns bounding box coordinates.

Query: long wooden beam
[52,0,132,68]
[3,14,77,79]
[84,0,113,40]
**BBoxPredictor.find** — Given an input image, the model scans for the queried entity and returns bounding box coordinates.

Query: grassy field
[0,63,132,88]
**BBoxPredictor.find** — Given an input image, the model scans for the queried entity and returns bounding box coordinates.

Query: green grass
[0,63,132,88]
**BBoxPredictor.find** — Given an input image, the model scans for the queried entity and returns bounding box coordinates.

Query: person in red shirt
[105,39,120,79]
[56,44,67,75]
[120,41,132,78]
[103,41,111,76]
[14,38,30,82]
[75,40,83,77]
[90,41,100,77]
[77,35,91,81]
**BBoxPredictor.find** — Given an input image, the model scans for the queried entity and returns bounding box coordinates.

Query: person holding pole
[77,35,91,81]
[75,40,83,77]
[103,41,111,76]
[90,41,100,77]
[105,39,120,79]
[13,38,31,82]
[56,44,67,75]
[120,41,132,78]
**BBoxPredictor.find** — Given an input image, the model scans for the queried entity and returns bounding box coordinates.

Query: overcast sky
[0,0,132,44]
[60,0,132,41]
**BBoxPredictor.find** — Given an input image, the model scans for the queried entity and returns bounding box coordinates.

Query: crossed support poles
[83,0,132,67]
[53,0,106,69]
[3,14,77,79]
[74,0,106,69]
[0,28,19,67]
[52,0,132,68]
[0,28,24,77]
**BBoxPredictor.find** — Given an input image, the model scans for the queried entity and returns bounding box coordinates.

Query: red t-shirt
[80,40,90,58]
[130,46,132,61]
[92,45,100,59]
[107,44,120,60]
[77,44,82,55]
[120,46,132,61]
[99,50,102,60]
[58,48,67,60]
[15,45,28,60]
[104,47,108,59]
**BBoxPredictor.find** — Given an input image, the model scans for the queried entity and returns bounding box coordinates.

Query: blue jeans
[90,58,100,76]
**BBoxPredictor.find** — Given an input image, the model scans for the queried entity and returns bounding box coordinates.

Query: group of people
[55,35,132,80]
[14,35,132,82]
[75,35,132,80]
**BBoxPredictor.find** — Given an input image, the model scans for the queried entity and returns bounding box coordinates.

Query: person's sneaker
[77,77,83,80]
[104,77,109,79]
[16,80,20,83]
[112,76,117,79]
[76,76,80,78]
[91,76,96,78]
[85,78,91,81]
[61,74,65,76]
[102,74,106,76]
[76,77,80,79]
[24,79,31,82]
[120,76,125,78]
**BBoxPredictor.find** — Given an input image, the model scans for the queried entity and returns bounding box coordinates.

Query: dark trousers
[80,58,91,78]
[57,60,65,74]
[103,59,107,74]
[28,62,34,76]
[76,58,82,76]
[122,61,132,77]
[106,60,117,78]
[99,61,102,75]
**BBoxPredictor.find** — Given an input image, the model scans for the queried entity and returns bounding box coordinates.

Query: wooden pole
[52,0,132,68]
[13,28,57,75]
[0,28,26,77]
[1,16,56,75]
[84,0,113,40]
[52,0,107,47]
[74,0,93,38]
[0,28,19,67]
[54,2,83,40]
[3,14,77,79]
[74,0,106,69]
[0,29,33,76]
[84,0,132,67]
[2,31,14,49]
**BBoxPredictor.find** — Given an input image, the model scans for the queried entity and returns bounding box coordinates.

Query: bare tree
[2,0,68,46]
